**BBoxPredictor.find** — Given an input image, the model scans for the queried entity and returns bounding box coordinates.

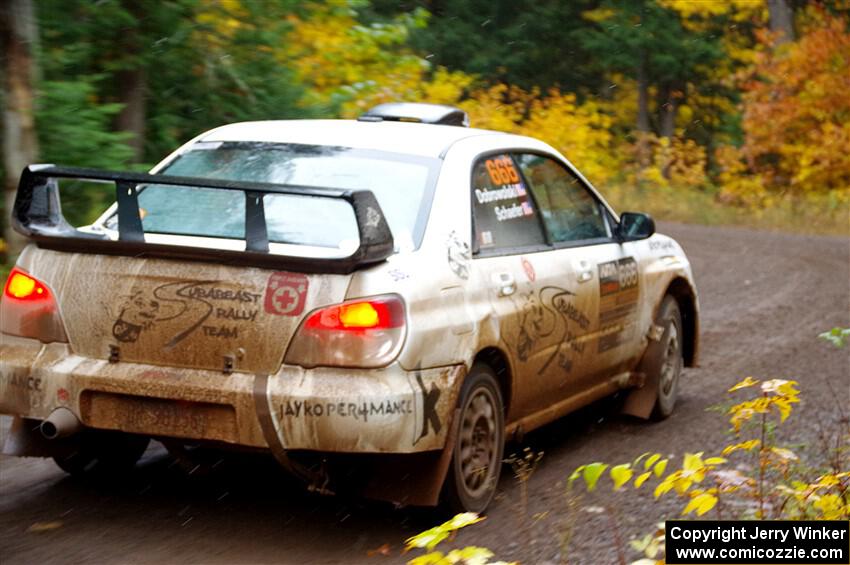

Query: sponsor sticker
[521,257,536,282]
[264,272,309,316]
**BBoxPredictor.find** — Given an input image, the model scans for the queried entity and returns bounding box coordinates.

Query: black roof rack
[359,103,470,127]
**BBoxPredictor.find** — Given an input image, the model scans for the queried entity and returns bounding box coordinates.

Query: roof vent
[359,103,470,127]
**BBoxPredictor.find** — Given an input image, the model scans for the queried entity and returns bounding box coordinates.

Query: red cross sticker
[264,272,309,317]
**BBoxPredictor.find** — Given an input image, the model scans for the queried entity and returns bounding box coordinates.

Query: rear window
[111,142,440,251]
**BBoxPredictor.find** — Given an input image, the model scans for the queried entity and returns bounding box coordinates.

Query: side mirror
[618,212,655,241]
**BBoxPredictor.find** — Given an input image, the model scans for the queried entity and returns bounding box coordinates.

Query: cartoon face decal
[446,231,471,280]
[503,286,590,375]
[113,288,169,342]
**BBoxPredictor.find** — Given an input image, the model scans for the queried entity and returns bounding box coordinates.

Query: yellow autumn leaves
[404,513,519,565]
[727,377,800,432]
[568,376,848,521]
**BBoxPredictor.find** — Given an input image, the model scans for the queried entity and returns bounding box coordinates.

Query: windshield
[113,142,440,251]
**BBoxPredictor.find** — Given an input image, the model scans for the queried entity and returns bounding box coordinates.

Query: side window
[514,153,608,243]
[472,154,547,253]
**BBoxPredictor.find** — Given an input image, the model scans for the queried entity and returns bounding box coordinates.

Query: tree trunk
[114,0,147,163]
[636,54,651,168]
[658,83,685,180]
[1,0,39,259]
[658,83,683,139]
[767,0,795,46]
[115,67,147,162]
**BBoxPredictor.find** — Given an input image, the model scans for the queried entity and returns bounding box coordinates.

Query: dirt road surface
[1,222,848,564]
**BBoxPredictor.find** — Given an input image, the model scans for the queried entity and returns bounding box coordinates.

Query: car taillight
[285,295,406,368]
[1,267,68,343]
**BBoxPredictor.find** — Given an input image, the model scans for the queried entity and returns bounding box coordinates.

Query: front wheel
[442,363,505,513]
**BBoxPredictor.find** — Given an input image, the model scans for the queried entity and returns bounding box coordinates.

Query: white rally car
[0,103,698,512]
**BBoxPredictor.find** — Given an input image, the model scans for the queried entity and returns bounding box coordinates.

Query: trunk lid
[19,247,351,374]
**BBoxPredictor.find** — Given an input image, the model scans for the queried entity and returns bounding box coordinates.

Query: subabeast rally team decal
[112,281,262,345]
[111,271,306,346]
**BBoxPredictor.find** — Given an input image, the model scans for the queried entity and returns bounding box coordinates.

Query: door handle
[493,272,517,297]
[576,260,593,283]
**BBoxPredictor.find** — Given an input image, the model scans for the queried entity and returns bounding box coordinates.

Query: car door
[469,152,562,420]
[513,153,644,405]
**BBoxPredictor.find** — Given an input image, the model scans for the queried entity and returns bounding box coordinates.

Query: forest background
[2,0,848,259]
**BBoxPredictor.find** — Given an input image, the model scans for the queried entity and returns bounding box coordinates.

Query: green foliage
[578,0,723,85]
[36,80,134,225]
[36,81,133,168]
[581,462,608,492]
[36,0,313,164]
[15,0,316,231]
[819,327,850,348]
[405,1,601,93]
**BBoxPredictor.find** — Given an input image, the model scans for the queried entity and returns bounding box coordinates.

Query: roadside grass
[602,184,849,237]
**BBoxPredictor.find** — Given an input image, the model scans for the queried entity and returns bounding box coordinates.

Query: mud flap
[622,324,670,420]
[252,373,331,492]
[361,407,461,507]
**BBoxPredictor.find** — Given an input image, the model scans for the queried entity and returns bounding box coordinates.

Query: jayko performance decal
[274,367,444,448]
[597,257,639,352]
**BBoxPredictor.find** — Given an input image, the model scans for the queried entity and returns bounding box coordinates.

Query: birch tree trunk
[1,0,39,258]
[636,54,651,169]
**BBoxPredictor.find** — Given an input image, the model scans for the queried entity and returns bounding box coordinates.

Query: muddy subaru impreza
[0,103,698,512]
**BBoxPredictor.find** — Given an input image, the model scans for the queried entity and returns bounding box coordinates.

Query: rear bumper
[0,334,462,454]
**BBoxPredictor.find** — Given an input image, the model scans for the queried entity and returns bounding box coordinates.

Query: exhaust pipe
[41,408,82,440]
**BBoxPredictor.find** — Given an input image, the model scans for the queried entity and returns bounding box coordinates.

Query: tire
[442,363,505,514]
[52,430,150,476]
[651,296,684,420]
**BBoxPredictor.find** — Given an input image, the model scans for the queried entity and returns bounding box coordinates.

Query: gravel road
[1,222,848,564]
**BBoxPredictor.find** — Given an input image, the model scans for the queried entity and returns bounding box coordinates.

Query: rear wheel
[651,296,684,419]
[443,363,505,513]
[52,430,150,476]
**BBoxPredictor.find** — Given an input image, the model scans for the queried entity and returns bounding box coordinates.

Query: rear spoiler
[12,165,395,274]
